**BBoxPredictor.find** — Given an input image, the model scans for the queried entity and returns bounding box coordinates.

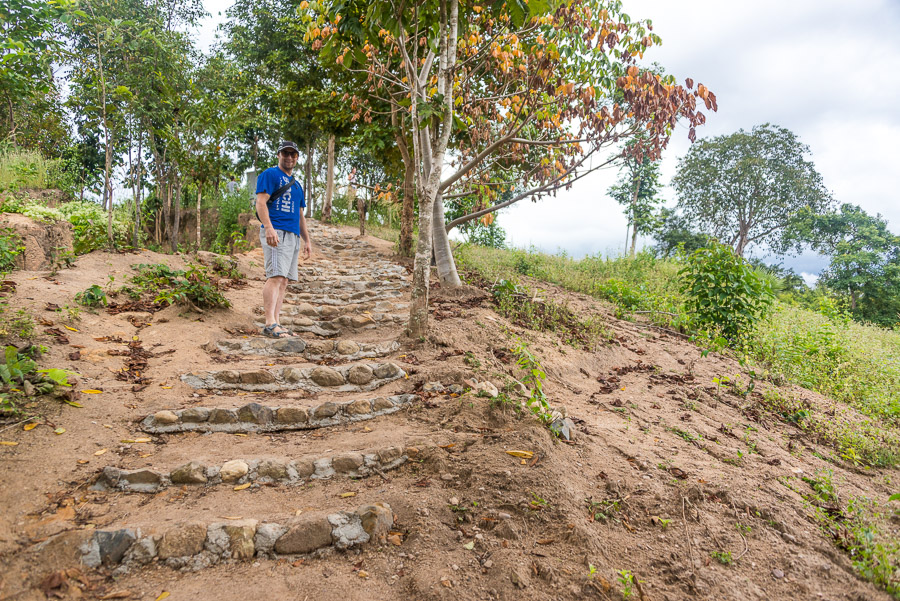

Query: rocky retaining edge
[37,503,394,573]
[179,362,405,392]
[140,394,418,434]
[216,336,399,360]
[94,445,409,492]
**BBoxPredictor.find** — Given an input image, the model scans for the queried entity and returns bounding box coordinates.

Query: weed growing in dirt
[711,550,733,565]
[512,342,553,425]
[0,345,79,414]
[617,570,636,599]
[0,229,24,272]
[125,263,230,310]
[75,284,108,307]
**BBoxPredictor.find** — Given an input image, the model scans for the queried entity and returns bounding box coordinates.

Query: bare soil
[0,220,895,601]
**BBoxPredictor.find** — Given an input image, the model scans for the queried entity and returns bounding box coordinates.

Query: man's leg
[263,276,286,326]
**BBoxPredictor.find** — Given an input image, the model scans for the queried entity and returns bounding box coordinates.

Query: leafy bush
[0,229,24,273]
[679,242,774,344]
[0,147,58,192]
[212,190,251,253]
[58,200,134,253]
[75,284,107,307]
[128,263,230,309]
[21,203,64,223]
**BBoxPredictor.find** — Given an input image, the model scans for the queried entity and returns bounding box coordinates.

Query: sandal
[262,324,292,339]
[275,323,300,337]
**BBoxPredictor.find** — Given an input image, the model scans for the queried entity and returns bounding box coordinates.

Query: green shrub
[75,284,107,307]
[0,229,24,273]
[679,242,773,344]
[58,200,134,253]
[129,263,230,309]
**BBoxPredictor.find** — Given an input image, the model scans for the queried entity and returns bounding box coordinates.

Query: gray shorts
[260,228,300,281]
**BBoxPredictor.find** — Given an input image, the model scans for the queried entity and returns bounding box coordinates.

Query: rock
[357,503,393,544]
[257,460,288,480]
[239,370,276,385]
[153,410,179,425]
[347,365,374,385]
[474,381,499,398]
[292,459,315,478]
[218,370,241,384]
[329,512,368,549]
[237,403,273,424]
[512,381,529,397]
[344,399,372,416]
[335,340,360,355]
[254,523,288,556]
[274,513,333,554]
[350,315,373,328]
[208,409,238,424]
[220,460,249,482]
[281,367,304,383]
[494,521,519,540]
[312,402,339,419]
[305,340,332,355]
[331,453,364,473]
[272,337,306,354]
[449,384,464,394]
[126,536,156,564]
[378,447,403,464]
[180,407,209,423]
[224,520,258,560]
[170,462,208,484]
[423,382,446,393]
[275,406,308,424]
[0,213,73,271]
[158,523,207,559]
[772,569,784,579]
[510,568,530,589]
[248,338,268,349]
[96,529,135,565]
[294,302,318,316]
[373,363,400,379]
[549,417,576,441]
[122,470,162,488]
[310,366,345,387]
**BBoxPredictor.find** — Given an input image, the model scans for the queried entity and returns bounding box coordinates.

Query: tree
[672,123,834,257]
[651,207,710,257]
[801,203,900,325]
[310,0,712,335]
[608,139,662,257]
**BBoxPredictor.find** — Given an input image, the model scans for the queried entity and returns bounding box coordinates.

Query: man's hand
[303,239,312,260]
[265,226,279,247]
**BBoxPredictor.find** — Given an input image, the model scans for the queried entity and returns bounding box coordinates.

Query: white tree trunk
[196,184,202,249]
[432,192,461,286]
[323,134,335,223]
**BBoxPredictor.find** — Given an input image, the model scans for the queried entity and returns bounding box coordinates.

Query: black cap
[277,140,299,154]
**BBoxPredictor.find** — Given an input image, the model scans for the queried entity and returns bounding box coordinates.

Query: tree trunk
[322,134,335,223]
[349,185,364,235]
[171,174,182,252]
[409,183,437,338]
[432,193,461,286]
[393,110,415,257]
[103,129,114,246]
[629,175,640,258]
[304,140,313,219]
[134,133,142,248]
[196,183,202,249]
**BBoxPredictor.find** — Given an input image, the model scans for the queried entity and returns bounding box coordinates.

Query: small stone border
[50,502,393,573]
[93,445,408,493]
[286,289,404,306]
[216,337,399,360]
[140,393,418,434]
[278,299,409,319]
[259,312,406,332]
[180,362,405,392]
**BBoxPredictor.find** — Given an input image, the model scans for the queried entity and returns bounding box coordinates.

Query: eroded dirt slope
[0,220,895,601]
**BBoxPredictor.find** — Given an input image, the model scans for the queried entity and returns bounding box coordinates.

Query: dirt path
[0,221,895,601]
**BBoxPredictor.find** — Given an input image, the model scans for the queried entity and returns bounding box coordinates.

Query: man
[226,175,239,194]
[255,141,312,338]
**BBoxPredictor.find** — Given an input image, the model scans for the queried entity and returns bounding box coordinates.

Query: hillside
[0,220,897,601]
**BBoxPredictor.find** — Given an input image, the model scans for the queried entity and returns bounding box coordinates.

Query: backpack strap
[256,176,297,221]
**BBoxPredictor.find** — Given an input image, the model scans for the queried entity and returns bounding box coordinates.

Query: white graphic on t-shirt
[275,176,294,213]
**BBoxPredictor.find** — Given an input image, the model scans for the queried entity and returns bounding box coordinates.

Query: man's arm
[256,192,279,247]
[298,210,312,259]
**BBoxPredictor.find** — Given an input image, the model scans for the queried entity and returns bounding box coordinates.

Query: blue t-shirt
[256,166,305,235]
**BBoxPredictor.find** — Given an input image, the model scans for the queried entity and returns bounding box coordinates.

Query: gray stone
[329,512,368,550]
[122,470,162,487]
[158,523,207,559]
[372,397,394,411]
[180,407,209,423]
[224,519,258,560]
[549,417,576,441]
[356,503,393,544]
[494,521,519,540]
[331,453,364,473]
[218,370,241,384]
[312,402,339,419]
[208,408,238,424]
[272,337,306,354]
[448,384,464,395]
[275,406,308,424]
[248,338,268,349]
[257,460,288,480]
[343,399,372,416]
[373,363,400,379]
[281,367,304,383]
[254,523,288,556]
[153,410,178,424]
[237,403,273,424]
[219,340,242,351]
[96,529,135,565]
[335,340,360,355]
[126,537,156,564]
[305,340,332,355]
[423,381,445,393]
[220,460,249,482]
[377,446,403,464]
[239,370,276,385]
[347,365,374,385]
[292,459,315,478]
[474,381,499,398]
[311,366,344,387]
[274,513,333,554]
[170,461,208,485]
[510,568,530,589]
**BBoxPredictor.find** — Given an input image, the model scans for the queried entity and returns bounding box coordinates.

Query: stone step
[267,312,406,331]
[285,289,405,305]
[141,393,418,434]
[180,362,405,392]
[216,337,399,360]
[277,300,409,318]
[38,501,394,571]
[93,445,408,493]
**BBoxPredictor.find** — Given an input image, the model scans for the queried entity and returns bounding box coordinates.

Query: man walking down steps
[255,140,313,339]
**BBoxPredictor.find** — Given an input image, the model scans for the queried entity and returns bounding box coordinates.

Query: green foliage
[128,263,230,309]
[0,345,79,413]
[710,551,733,566]
[679,242,774,344]
[59,200,134,253]
[512,342,553,425]
[0,147,59,191]
[75,284,108,307]
[0,229,25,273]
[617,570,635,599]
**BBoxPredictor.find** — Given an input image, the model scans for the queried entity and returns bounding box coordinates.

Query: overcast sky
[198,0,900,277]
